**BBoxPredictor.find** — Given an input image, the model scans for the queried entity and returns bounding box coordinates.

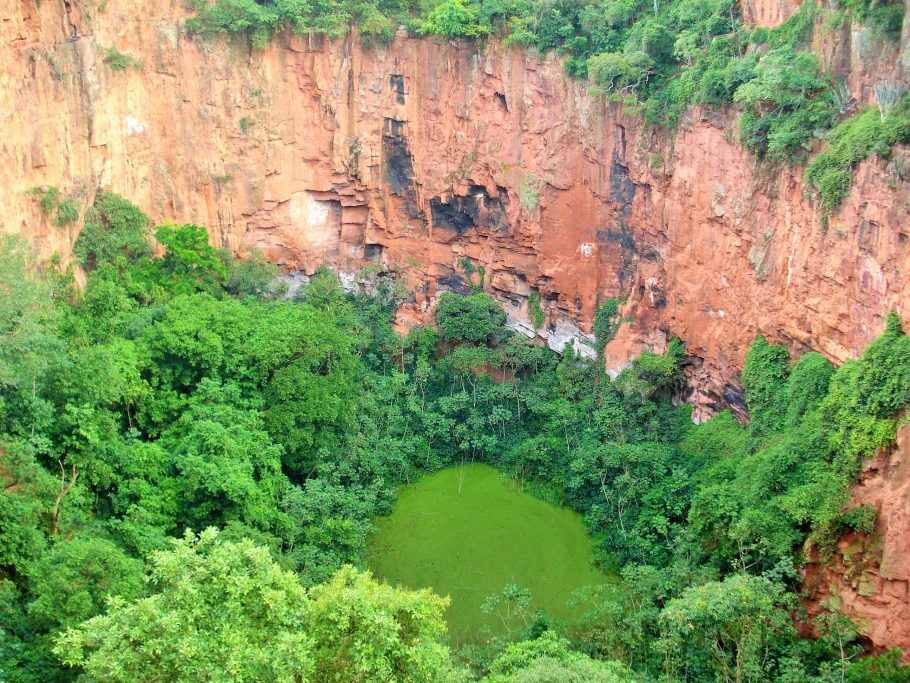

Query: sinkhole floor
[366,462,616,643]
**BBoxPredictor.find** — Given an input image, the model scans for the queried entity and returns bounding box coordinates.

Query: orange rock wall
[803,422,910,658]
[3,0,910,655]
[5,1,910,409]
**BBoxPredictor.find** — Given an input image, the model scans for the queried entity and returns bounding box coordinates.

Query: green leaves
[74,193,152,271]
[436,291,508,345]
[421,0,488,37]
[54,533,455,683]
[151,223,228,296]
[734,47,835,161]
[307,565,454,681]
[658,574,796,682]
[54,530,315,682]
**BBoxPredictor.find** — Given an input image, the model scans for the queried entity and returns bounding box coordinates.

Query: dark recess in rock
[437,273,472,295]
[723,382,748,419]
[494,92,508,112]
[596,228,636,253]
[383,119,413,196]
[604,152,639,289]
[390,75,405,105]
[382,118,422,217]
[430,185,510,234]
[363,243,383,261]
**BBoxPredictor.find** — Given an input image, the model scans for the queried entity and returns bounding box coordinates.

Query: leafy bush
[527,292,545,329]
[734,47,835,161]
[741,335,790,435]
[436,291,508,344]
[103,47,135,71]
[53,199,79,226]
[847,648,910,683]
[420,0,488,38]
[593,298,620,354]
[28,186,79,225]
[74,192,152,269]
[843,0,905,39]
[806,101,910,212]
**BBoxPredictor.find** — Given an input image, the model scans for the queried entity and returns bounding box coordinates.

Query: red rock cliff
[2,0,910,655]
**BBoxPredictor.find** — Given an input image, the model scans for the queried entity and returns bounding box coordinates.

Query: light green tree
[485,631,639,682]
[306,564,457,681]
[54,530,314,682]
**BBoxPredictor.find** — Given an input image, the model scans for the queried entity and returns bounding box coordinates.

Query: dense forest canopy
[2,191,910,681]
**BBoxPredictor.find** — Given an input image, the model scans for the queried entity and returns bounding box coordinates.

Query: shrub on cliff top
[806,100,910,212]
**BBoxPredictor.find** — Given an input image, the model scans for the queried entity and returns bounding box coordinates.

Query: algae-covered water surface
[366,463,615,643]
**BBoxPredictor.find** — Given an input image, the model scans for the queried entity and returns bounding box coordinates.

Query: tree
[657,574,797,683]
[481,583,534,638]
[25,535,144,633]
[160,383,292,535]
[421,0,487,38]
[73,193,152,270]
[485,631,638,682]
[54,530,314,682]
[150,223,227,295]
[306,565,457,681]
[435,291,507,345]
[741,335,790,436]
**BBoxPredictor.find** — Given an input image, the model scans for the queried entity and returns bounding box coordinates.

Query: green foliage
[436,291,508,344]
[593,299,620,355]
[617,337,685,399]
[25,535,144,633]
[54,199,79,226]
[103,48,135,71]
[187,0,398,47]
[151,223,228,294]
[54,530,315,682]
[307,564,455,681]
[657,574,798,682]
[223,248,279,298]
[785,351,834,427]
[527,292,545,330]
[420,0,488,38]
[485,631,637,682]
[741,335,791,435]
[73,192,152,269]
[734,47,835,161]
[806,101,910,212]
[691,315,910,575]
[843,0,905,39]
[28,186,80,226]
[847,648,910,683]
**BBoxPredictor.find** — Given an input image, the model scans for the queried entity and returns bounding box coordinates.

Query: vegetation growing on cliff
[186,0,908,212]
[805,98,910,212]
[2,195,910,681]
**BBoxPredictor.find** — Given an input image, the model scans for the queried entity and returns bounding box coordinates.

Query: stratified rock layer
[2,0,910,656]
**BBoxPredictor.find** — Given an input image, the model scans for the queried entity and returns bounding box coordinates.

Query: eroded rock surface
[3,0,910,655]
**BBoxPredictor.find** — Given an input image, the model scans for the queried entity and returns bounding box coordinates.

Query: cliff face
[3,0,910,655]
[803,421,910,657]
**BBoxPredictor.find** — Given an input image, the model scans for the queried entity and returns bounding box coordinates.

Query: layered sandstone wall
[2,0,910,654]
[5,1,910,412]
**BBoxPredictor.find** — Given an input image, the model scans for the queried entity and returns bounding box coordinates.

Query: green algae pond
[366,463,616,643]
